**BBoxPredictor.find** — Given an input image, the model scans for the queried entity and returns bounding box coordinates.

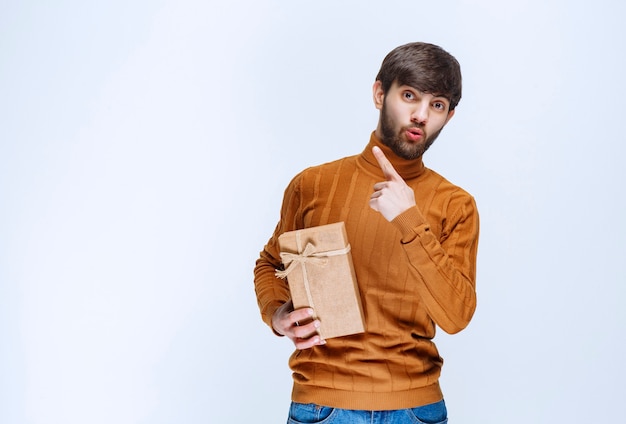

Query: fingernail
[314,320,320,328]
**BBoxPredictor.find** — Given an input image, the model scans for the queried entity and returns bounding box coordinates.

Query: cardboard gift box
[276,222,365,339]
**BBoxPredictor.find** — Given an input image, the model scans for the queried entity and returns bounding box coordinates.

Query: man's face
[374,81,455,160]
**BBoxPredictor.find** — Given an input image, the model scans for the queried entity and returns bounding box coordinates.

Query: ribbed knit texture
[254,132,479,410]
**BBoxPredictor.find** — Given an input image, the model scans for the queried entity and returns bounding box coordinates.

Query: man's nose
[411,102,429,124]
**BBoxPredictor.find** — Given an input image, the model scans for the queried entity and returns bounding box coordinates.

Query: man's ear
[445,109,455,124]
[372,80,384,110]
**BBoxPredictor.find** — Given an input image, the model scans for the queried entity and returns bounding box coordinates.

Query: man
[254,42,479,423]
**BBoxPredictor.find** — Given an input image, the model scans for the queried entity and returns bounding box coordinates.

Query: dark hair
[375,42,462,110]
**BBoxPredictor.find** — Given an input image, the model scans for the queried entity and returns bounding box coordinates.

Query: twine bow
[275,242,331,279]
[275,232,351,314]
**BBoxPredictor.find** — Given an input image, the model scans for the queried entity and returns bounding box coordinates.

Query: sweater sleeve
[253,174,302,331]
[391,191,479,334]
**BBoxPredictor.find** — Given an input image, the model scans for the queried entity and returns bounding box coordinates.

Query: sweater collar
[358,132,426,180]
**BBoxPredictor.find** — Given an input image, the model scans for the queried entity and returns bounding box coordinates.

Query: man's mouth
[405,127,424,142]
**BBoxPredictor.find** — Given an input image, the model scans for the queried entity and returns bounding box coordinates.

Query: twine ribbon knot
[275,242,334,279]
[275,234,351,315]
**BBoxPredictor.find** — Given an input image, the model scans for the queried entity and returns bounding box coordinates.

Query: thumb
[372,146,402,181]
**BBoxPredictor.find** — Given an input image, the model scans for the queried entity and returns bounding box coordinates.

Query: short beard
[380,102,442,160]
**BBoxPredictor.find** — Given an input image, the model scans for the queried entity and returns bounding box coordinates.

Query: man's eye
[434,102,445,110]
[404,92,414,100]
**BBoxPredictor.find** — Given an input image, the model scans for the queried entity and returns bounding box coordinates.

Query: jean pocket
[288,402,335,424]
[406,399,448,424]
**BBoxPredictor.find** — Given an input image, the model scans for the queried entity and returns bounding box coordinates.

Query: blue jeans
[287,399,447,424]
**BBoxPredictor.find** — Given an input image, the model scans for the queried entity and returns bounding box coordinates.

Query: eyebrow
[431,93,450,102]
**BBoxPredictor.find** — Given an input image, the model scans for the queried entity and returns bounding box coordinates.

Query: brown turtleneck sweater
[254,132,479,410]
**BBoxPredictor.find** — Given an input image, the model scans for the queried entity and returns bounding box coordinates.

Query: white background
[1,1,625,423]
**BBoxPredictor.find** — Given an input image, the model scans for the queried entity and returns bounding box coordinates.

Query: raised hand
[369,146,416,221]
